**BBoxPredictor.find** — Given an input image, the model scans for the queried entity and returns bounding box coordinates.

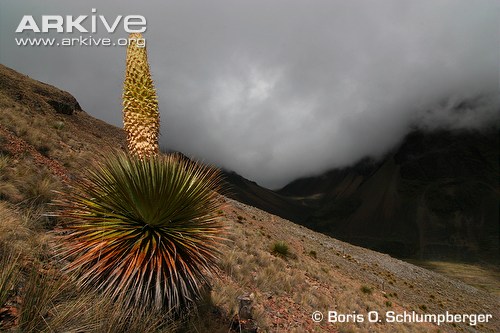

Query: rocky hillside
[0,64,498,332]
[278,129,499,261]
[220,119,499,262]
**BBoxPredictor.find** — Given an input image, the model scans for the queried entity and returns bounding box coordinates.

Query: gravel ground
[225,197,500,333]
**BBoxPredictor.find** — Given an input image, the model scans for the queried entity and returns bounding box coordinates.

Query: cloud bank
[1,0,498,188]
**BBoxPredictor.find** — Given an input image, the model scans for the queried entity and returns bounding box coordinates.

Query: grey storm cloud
[1,0,498,188]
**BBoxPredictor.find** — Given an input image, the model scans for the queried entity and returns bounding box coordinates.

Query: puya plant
[56,33,225,312]
[123,33,159,158]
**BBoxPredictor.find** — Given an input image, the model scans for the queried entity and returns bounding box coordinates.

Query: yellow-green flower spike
[123,33,159,158]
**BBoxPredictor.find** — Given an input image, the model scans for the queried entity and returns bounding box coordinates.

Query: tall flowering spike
[123,33,159,158]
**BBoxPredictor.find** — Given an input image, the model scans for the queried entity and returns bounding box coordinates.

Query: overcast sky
[1,1,498,188]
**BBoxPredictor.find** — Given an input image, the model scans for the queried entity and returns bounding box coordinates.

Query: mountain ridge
[286,128,499,260]
[227,125,499,262]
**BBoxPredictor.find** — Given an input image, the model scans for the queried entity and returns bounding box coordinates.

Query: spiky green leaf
[55,152,225,311]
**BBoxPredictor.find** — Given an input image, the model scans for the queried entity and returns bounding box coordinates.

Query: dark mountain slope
[282,129,499,260]
[221,170,311,222]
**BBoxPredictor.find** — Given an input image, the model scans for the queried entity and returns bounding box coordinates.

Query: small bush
[21,172,60,205]
[309,250,317,258]
[271,241,289,257]
[53,121,65,130]
[360,285,373,294]
[36,144,51,156]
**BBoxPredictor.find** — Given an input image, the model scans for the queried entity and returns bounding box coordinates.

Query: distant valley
[225,125,499,263]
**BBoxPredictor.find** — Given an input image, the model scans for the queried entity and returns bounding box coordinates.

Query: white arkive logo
[15,8,146,34]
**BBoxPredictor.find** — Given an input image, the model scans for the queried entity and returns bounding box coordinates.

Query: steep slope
[0,64,498,332]
[222,170,311,223]
[0,63,127,180]
[280,129,499,261]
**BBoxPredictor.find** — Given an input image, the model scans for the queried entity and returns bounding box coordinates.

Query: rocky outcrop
[0,64,81,115]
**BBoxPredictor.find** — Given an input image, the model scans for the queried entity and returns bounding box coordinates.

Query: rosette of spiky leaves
[55,152,224,312]
[123,33,159,158]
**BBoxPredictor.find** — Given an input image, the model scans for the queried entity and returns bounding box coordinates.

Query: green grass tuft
[360,285,373,294]
[271,241,289,258]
